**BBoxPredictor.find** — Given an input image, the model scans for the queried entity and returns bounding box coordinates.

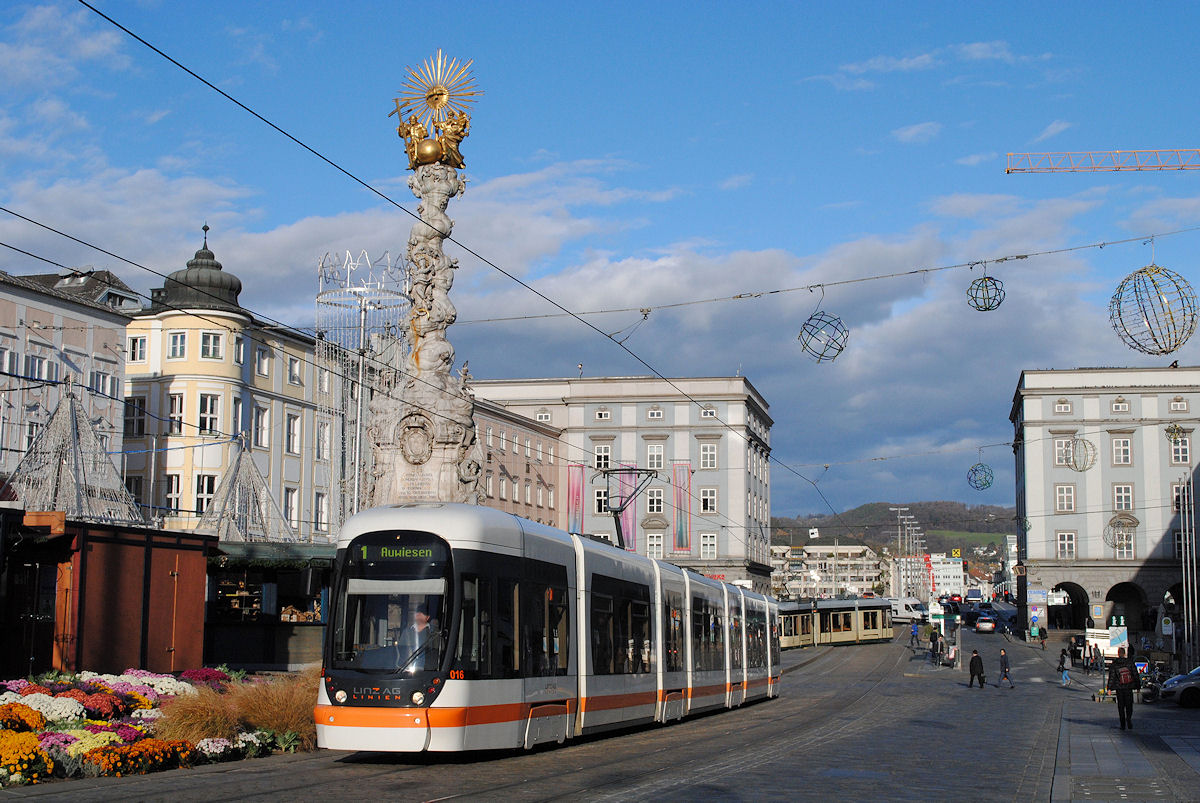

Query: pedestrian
[909,621,920,647]
[1107,647,1141,731]
[968,649,985,688]
[929,628,940,665]
[1057,648,1071,687]
[1092,644,1104,676]
[999,648,1014,688]
[1039,627,1047,651]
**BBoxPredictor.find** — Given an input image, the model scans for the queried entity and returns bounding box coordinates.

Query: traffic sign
[952,548,961,558]
[1031,615,1038,623]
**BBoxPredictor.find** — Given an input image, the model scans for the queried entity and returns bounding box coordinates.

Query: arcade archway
[1106,582,1147,631]
[1052,581,1089,629]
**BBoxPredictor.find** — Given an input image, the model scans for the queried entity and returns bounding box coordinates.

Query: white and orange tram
[315,503,781,752]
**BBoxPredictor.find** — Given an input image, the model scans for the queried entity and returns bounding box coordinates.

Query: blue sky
[3,1,1200,517]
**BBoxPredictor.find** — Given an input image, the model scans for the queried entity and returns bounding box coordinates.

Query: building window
[647,487,663,514]
[88,370,114,396]
[700,442,718,470]
[647,407,663,420]
[523,438,531,458]
[1114,531,1135,560]
[536,484,544,507]
[1054,399,1071,414]
[536,410,551,423]
[316,421,329,461]
[700,487,717,514]
[1170,397,1188,413]
[24,421,41,452]
[1056,531,1076,560]
[548,487,555,509]
[231,396,242,435]
[594,444,611,469]
[1054,484,1075,513]
[124,397,146,437]
[164,393,183,434]
[1175,530,1185,560]
[253,406,270,447]
[1171,436,1191,466]
[485,426,494,448]
[165,474,181,512]
[594,488,608,514]
[23,354,55,381]
[288,357,302,385]
[200,332,223,359]
[283,487,299,529]
[1111,397,1129,413]
[1173,483,1192,513]
[647,533,663,559]
[1053,438,1074,467]
[285,413,301,455]
[499,430,507,452]
[485,472,494,497]
[547,445,554,464]
[701,532,717,559]
[1113,484,1133,511]
[255,348,270,376]
[168,332,186,359]
[700,406,716,419]
[199,394,220,435]
[595,407,611,421]
[195,474,217,515]
[234,336,244,365]
[647,444,664,470]
[1112,437,1131,466]
[314,492,328,532]
[524,481,532,505]
[128,336,147,362]
[499,476,507,500]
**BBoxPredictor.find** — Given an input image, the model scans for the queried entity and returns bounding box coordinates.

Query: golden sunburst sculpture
[390,49,481,170]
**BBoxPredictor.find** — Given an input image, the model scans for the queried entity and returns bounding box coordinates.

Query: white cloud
[892,122,942,144]
[955,152,998,167]
[719,174,752,191]
[804,73,875,91]
[928,193,1021,219]
[840,52,939,75]
[1033,120,1073,143]
[952,41,1016,63]
[0,5,129,90]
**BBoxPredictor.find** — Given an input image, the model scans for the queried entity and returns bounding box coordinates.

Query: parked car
[1160,666,1200,707]
[975,616,996,633]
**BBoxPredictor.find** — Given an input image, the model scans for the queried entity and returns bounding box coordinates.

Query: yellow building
[122,235,335,542]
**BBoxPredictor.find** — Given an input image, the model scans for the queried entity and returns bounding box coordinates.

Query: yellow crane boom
[1006,149,1200,173]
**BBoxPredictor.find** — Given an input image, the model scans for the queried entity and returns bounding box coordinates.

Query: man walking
[1107,647,1141,730]
[930,628,940,665]
[968,649,985,689]
[909,621,920,648]
[999,648,1014,688]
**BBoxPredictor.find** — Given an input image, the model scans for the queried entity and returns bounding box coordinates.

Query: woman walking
[1057,648,1071,687]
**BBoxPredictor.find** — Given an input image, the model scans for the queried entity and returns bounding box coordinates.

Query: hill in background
[771,500,1016,559]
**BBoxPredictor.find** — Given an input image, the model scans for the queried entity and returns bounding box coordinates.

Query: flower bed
[0,667,308,787]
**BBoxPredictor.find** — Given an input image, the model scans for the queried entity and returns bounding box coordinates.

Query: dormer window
[700,406,717,419]
[1111,397,1129,413]
[1054,399,1072,414]
[595,407,611,421]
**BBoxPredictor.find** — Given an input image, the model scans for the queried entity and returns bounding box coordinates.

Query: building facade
[788,543,883,598]
[1011,367,1191,638]
[0,270,135,487]
[474,397,565,527]
[122,238,336,542]
[474,376,773,592]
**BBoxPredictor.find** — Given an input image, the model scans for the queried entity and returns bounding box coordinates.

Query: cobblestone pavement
[3,630,1196,802]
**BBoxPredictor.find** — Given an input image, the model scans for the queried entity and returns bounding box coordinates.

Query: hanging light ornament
[1165,422,1186,444]
[1102,513,1138,549]
[967,461,993,490]
[798,289,849,363]
[966,262,1005,312]
[1109,262,1198,355]
[1068,437,1097,472]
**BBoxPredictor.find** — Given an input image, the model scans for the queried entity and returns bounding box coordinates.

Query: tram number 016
[449,670,465,680]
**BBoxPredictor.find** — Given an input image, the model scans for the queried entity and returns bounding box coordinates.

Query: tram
[778,597,894,649]
[315,503,782,752]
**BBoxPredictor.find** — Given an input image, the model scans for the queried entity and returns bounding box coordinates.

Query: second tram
[779,597,894,649]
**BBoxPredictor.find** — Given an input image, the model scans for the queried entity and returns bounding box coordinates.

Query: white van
[890,597,928,622]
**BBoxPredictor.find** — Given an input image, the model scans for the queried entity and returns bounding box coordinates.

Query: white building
[789,543,882,598]
[1011,366,1191,636]
[474,376,773,592]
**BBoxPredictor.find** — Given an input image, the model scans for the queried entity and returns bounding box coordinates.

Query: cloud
[928,194,1021,219]
[719,174,752,191]
[892,122,942,144]
[804,73,875,91]
[1033,120,1072,143]
[951,41,1016,63]
[840,52,939,75]
[956,152,998,167]
[0,5,129,90]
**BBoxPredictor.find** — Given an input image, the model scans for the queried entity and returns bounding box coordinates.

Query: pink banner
[567,464,585,534]
[672,462,691,550]
[619,463,636,551]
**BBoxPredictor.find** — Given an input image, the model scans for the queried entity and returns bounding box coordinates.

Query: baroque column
[366,51,483,506]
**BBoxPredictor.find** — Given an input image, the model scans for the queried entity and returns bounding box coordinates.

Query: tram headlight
[411,690,426,706]
[335,689,347,703]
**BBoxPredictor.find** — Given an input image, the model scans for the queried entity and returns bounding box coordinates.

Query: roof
[0,269,135,321]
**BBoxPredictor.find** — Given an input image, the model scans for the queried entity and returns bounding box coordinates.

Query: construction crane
[1006,149,1200,173]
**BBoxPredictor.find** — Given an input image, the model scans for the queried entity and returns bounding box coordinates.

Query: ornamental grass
[150,684,239,745]
[225,668,320,751]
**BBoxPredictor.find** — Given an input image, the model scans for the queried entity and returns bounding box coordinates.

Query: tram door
[519,553,574,748]
[728,594,745,706]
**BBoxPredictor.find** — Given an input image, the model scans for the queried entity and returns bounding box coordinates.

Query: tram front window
[331,532,451,674]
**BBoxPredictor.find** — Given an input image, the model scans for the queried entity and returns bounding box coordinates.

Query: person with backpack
[1057,648,1071,687]
[1107,647,1141,730]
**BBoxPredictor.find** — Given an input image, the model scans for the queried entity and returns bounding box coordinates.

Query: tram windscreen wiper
[395,629,448,674]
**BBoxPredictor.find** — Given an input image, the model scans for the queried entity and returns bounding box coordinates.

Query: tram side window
[863,610,878,631]
[800,614,812,636]
[591,574,652,675]
[497,578,519,678]
[663,589,684,672]
[747,608,767,669]
[783,616,795,638]
[691,595,724,672]
[522,582,569,677]
[457,574,492,678]
[770,611,781,666]
[819,611,831,632]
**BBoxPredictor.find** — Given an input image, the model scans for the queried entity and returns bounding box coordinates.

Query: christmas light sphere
[1102,514,1138,548]
[1109,264,1198,355]
[798,311,849,363]
[1166,423,1186,444]
[967,462,993,490]
[967,276,1005,311]
[1069,437,1097,472]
